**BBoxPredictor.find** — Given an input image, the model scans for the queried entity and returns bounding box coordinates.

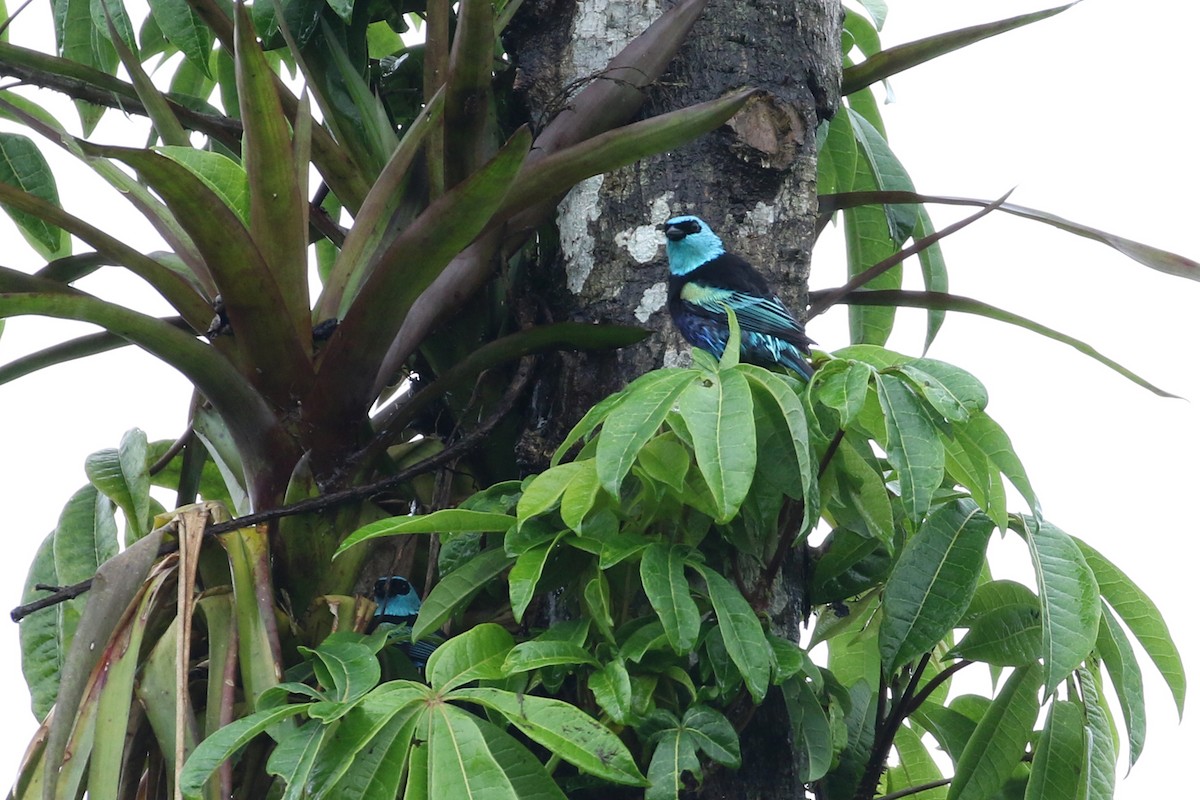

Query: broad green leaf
[640,542,701,654]
[52,484,119,588]
[597,369,695,498]
[1077,665,1117,800]
[452,687,646,785]
[0,132,66,257]
[696,565,771,702]
[677,369,756,523]
[335,509,516,554]
[822,680,878,799]
[425,623,514,692]
[266,720,329,800]
[503,639,597,674]
[560,459,600,532]
[782,676,833,782]
[1096,605,1146,768]
[297,637,380,705]
[517,461,587,524]
[84,427,152,542]
[814,358,874,427]
[645,715,701,800]
[891,723,948,800]
[637,433,692,493]
[180,705,313,799]
[1021,520,1100,692]
[156,146,249,221]
[876,373,944,522]
[947,665,1041,800]
[508,533,565,622]
[1025,700,1085,800]
[551,387,628,465]
[879,500,993,674]
[19,532,65,720]
[847,108,917,241]
[808,526,891,605]
[912,704,979,767]
[949,604,1042,667]
[959,411,1040,519]
[1074,537,1185,718]
[740,366,819,517]
[311,689,429,798]
[943,429,1006,529]
[588,659,633,724]
[896,359,987,422]
[146,0,212,75]
[412,547,511,641]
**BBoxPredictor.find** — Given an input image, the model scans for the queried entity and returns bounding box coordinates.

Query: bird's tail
[779,345,814,380]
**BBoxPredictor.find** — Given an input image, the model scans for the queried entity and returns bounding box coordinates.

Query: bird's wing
[679,282,811,345]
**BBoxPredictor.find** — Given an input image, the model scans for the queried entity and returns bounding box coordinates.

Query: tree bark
[508,1,841,796]
[509,0,841,469]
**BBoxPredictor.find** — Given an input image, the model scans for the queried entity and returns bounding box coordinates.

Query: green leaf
[696,564,771,702]
[412,547,512,641]
[876,373,945,522]
[19,531,65,720]
[640,542,701,654]
[588,659,633,725]
[740,366,819,517]
[1025,700,1085,800]
[813,358,874,427]
[912,207,949,350]
[425,623,514,692]
[508,532,566,622]
[0,132,66,257]
[517,461,587,524]
[958,411,1041,519]
[420,707,570,800]
[1074,537,1185,718]
[502,640,598,674]
[180,705,313,799]
[156,146,249,221]
[950,604,1042,667]
[1077,665,1117,800]
[84,427,152,542]
[843,4,1076,94]
[146,0,212,75]
[782,676,833,782]
[52,484,119,588]
[677,369,756,523]
[879,500,993,674]
[890,722,947,800]
[1020,520,1100,692]
[946,665,1041,800]
[298,636,381,705]
[895,359,987,422]
[452,687,647,785]
[597,369,696,498]
[335,509,516,555]
[1095,605,1146,768]
[823,287,1180,398]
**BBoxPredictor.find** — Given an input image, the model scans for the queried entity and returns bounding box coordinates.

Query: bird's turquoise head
[373,575,422,620]
[661,215,725,275]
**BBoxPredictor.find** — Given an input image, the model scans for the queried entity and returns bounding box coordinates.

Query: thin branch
[10,358,536,624]
[875,778,953,800]
[906,658,974,716]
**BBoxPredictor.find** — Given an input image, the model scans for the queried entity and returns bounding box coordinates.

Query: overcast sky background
[1,0,1196,794]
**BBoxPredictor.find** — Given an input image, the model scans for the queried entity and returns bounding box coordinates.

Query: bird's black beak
[660,222,686,242]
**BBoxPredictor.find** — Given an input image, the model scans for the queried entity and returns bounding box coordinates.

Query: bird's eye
[682,221,701,234]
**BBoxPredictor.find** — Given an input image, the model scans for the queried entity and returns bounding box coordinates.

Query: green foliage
[1,0,1191,799]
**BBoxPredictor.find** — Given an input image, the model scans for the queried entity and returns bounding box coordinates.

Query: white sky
[1,0,1196,795]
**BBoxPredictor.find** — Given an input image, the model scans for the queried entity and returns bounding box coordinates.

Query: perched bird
[369,576,442,670]
[662,215,814,379]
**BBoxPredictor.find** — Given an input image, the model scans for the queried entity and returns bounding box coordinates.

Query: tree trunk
[508,0,841,796]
